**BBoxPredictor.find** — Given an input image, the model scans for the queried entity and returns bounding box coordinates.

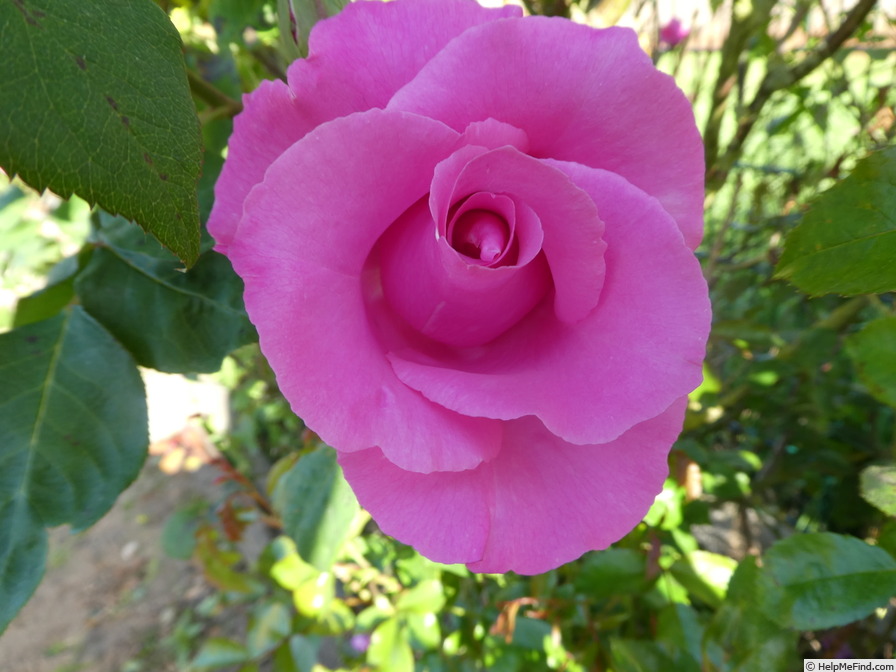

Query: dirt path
[0,371,236,672]
[0,461,222,672]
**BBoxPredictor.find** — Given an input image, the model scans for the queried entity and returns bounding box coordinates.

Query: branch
[707,0,879,191]
[703,0,777,178]
[187,69,243,119]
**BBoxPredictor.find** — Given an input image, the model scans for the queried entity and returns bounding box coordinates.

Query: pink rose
[660,18,690,47]
[209,0,709,574]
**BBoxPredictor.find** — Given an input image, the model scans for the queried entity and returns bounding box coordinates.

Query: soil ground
[0,461,222,672]
[0,371,239,672]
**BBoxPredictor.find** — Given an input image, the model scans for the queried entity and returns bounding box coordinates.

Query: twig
[702,0,777,182]
[187,69,243,118]
[707,0,880,191]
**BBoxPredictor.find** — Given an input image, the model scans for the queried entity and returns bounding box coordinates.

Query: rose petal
[430,146,606,324]
[208,80,311,253]
[447,192,517,266]
[340,399,686,574]
[287,0,522,123]
[389,168,710,445]
[209,0,521,253]
[337,448,492,565]
[460,118,530,153]
[229,109,502,473]
[378,198,551,348]
[389,19,704,249]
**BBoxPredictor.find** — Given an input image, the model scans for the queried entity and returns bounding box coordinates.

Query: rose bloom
[660,17,690,47]
[209,0,710,574]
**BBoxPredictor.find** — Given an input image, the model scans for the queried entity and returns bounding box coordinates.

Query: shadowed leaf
[0,307,147,633]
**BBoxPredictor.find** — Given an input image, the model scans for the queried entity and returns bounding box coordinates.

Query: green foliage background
[1,0,896,669]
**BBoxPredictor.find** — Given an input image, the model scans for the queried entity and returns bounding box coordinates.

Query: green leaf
[272,635,319,672]
[269,541,319,593]
[756,532,896,630]
[191,637,250,669]
[776,146,896,295]
[509,617,551,650]
[268,539,353,632]
[573,548,649,599]
[655,603,703,668]
[610,639,688,672]
[669,550,737,608]
[75,214,254,373]
[161,503,205,559]
[271,447,359,571]
[0,307,147,633]
[877,520,896,560]
[209,0,270,44]
[13,275,76,329]
[404,612,441,651]
[0,0,202,265]
[246,601,293,658]
[704,557,798,672]
[861,464,896,516]
[368,618,414,672]
[194,526,263,594]
[12,248,95,328]
[846,317,896,407]
[313,597,355,635]
[395,580,446,615]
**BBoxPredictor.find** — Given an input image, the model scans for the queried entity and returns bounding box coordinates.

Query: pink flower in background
[209,0,709,574]
[660,17,690,47]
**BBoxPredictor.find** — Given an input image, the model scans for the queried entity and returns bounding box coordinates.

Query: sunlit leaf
[395,580,445,615]
[704,557,798,672]
[368,618,414,672]
[272,447,359,571]
[756,532,896,630]
[776,146,896,295]
[670,550,736,608]
[861,464,896,517]
[405,612,441,651]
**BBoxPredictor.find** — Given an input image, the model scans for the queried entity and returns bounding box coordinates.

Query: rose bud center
[451,210,509,265]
